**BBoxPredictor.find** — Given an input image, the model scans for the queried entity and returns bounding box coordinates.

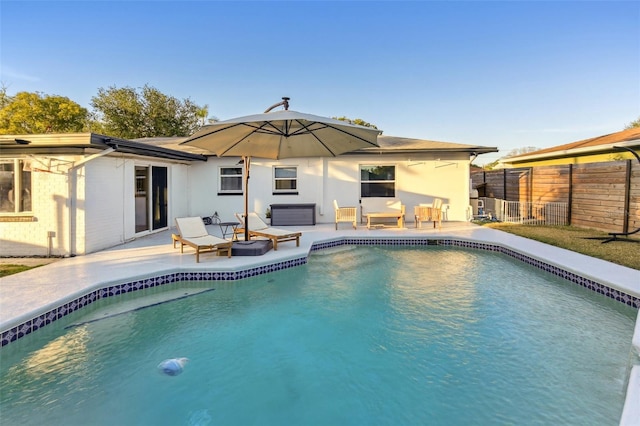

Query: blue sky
[1,1,638,165]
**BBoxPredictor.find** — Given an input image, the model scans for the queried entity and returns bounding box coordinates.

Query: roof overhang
[0,133,207,162]
[0,133,498,160]
[348,135,498,156]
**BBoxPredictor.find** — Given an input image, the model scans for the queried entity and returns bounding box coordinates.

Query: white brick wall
[0,160,73,257]
[0,155,193,257]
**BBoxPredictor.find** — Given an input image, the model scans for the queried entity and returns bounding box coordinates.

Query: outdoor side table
[218,221,240,241]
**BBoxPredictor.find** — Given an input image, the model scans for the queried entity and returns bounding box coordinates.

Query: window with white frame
[219,166,243,194]
[360,165,396,197]
[0,159,32,213]
[273,166,297,194]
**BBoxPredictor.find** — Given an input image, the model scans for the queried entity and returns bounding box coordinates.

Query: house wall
[1,154,193,257]
[187,152,472,225]
[0,158,75,257]
[83,158,127,253]
[170,163,191,221]
[2,149,472,257]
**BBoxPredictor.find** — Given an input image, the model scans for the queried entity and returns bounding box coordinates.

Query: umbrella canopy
[181,100,382,242]
[181,109,381,159]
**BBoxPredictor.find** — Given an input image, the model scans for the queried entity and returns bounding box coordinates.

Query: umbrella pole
[243,156,251,242]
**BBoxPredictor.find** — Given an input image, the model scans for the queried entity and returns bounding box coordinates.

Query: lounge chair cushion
[235,212,301,250]
[176,217,210,238]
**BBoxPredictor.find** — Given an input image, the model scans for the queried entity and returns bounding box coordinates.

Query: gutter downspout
[67,148,115,256]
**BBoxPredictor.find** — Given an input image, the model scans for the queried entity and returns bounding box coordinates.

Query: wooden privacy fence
[471,159,640,233]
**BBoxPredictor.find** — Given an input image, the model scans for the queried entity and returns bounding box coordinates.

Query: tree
[196,106,209,126]
[0,91,88,134]
[625,117,640,129]
[481,147,540,170]
[0,84,13,109]
[504,146,540,157]
[90,85,206,138]
[333,116,378,129]
[482,159,501,170]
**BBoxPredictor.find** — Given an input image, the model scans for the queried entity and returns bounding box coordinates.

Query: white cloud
[0,66,40,82]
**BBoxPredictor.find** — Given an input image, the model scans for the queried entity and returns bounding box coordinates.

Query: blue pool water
[0,246,636,425]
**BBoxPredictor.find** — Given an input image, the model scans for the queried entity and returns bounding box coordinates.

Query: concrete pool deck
[1,221,639,423]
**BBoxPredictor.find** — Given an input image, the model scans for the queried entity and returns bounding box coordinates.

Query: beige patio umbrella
[181,97,382,241]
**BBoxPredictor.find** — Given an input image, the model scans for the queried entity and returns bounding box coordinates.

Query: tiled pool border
[2,237,638,347]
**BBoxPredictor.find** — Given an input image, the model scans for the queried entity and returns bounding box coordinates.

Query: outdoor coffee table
[365,213,404,229]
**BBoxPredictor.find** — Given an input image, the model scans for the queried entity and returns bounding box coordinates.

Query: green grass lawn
[0,264,44,278]
[479,223,640,270]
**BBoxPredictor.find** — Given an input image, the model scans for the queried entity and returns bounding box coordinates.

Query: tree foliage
[90,85,206,138]
[481,147,540,170]
[0,84,13,109]
[333,116,378,130]
[0,91,88,134]
[504,146,540,157]
[625,117,640,129]
[482,159,501,170]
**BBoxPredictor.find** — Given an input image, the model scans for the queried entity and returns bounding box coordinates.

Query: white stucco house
[0,133,497,257]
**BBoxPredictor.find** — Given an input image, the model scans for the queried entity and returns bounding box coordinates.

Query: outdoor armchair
[333,200,357,230]
[414,198,443,229]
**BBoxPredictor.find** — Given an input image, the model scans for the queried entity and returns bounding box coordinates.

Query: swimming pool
[0,246,636,425]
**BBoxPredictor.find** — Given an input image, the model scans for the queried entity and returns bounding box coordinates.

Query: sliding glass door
[151,166,168,230]
[135,165,168,233]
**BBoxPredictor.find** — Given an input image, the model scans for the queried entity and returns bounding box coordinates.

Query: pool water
[0,246,636,425]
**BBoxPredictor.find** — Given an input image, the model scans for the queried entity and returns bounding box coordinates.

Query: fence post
[503,169,507,200]
[567,164,573,226]
[623,159,631,234]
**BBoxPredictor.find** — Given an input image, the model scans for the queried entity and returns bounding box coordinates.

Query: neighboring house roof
[501,127,640,165]
[135,135,499,156]
[0,133,207,162]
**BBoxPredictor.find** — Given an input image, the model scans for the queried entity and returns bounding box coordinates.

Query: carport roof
[0,133,207,161]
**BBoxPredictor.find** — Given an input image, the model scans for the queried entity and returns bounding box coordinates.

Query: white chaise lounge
[174,217,233,262]
[235,212,301,250]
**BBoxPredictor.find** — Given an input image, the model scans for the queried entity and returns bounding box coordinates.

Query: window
[219,167,243,194]
[360,165,395,197]
[0,160,32,213]
[273,166,297,194]
[135,167,148,196]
